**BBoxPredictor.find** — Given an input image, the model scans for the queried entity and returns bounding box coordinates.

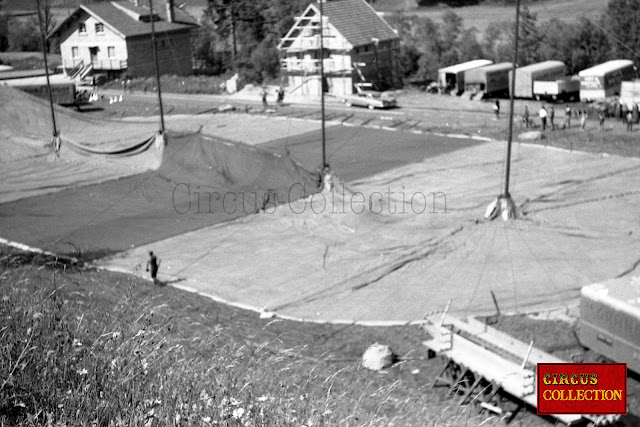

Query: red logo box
[537,363,627,415]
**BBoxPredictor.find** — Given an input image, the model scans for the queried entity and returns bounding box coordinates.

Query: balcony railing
[282,58,351,74]
[63,59,128,71]
[91,59,128,71]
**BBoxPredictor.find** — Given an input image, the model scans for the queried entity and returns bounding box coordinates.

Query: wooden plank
[434,315,566,365]
[432,331,582,425]
[459,375,482,405]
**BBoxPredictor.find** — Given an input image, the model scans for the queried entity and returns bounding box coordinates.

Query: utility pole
[149,0,166,136]
[35,0,60,152]
[319,0,328,172]
[485,0,519,221]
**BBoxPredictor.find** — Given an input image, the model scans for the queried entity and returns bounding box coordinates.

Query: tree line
[388,0,639,84]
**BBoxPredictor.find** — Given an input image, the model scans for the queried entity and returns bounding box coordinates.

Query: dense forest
[1,0,639,85]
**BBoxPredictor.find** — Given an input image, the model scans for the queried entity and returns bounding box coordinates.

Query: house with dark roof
[278,0,400,98]
[48,0,198,79]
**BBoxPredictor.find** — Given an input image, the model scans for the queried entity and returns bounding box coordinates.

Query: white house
[48,0,198,79]
[278,0,400,98]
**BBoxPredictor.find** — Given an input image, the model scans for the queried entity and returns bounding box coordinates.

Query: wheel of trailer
[368,104,375,110]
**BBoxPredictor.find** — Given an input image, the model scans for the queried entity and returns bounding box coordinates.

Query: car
[341,90,397,110]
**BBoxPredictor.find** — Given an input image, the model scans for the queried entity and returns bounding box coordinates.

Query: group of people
[614,102,640,132]
[519,103,638,132]
[262,86,286,108]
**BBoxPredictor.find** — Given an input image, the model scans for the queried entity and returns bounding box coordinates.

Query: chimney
[166,0,175,23]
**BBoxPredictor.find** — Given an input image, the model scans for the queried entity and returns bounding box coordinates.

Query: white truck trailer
[509,60,565,99]
[578,276,640,375]
[437,59,492,95]
[463,62,512,98]
[579,60,635,101]
[619,79,640,108]
[532,76,580,102]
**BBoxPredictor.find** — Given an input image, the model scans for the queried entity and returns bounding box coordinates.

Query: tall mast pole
[149,0,165,135]
[485,0,519,221]
[503,0,520,199]
[35,0,60,151]
[319,0,327,170]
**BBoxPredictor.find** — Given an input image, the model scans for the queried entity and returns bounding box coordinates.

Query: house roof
[316,0,399,47]
[579,60,634,77]
[49,1,198,39]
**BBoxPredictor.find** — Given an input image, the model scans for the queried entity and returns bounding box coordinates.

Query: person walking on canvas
[146,251,161,285]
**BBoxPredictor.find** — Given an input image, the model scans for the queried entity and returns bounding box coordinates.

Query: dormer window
[95,23,104,34]
[79,23,87,34]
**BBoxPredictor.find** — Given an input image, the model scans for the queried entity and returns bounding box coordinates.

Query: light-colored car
[341,90,397,110]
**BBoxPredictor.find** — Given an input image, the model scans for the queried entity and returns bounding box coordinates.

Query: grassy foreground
[1,248,531,427]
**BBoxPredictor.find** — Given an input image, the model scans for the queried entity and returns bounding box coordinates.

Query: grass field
[378,0,607,33]
[0,52,61,70]
[0,248,566,426]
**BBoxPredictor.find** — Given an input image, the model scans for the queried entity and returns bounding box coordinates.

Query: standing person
[523,105,530,128]
[261,89,268,108]
[564,105,571,129]
[493,100,500,119]
[633,103,639,124]
[627,111,634,131]
[276,86,285,106]
[146,251,160,285]
[598,110,605,131]
[581,110,587,130]
[622,104,629,125]
[549,106,555,130]
[539,106,548,131]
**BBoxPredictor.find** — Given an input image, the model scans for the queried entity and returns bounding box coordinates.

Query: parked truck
[532,76,580,102]
[463,62,512,99]
[509,60,565,99]
[578,276,640,375]
[579,59,635,102]
[437,59,492,95]
[619,79,640,108]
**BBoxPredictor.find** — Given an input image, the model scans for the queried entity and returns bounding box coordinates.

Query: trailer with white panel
[438,59,493,95]
[509,60,565,99]
[579,60,636,102]
[464,62,512,98]
[532,76,580,102]
[619,79,640,108]
[578,276,640,375]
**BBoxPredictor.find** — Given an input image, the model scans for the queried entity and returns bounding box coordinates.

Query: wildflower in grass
[78,368,88,375]
[230,398,242,406]
[257,396,268,402]
[202,416,212,423]
[73,338,82,347]
[200,390,214,407]
[232,407,244,419]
